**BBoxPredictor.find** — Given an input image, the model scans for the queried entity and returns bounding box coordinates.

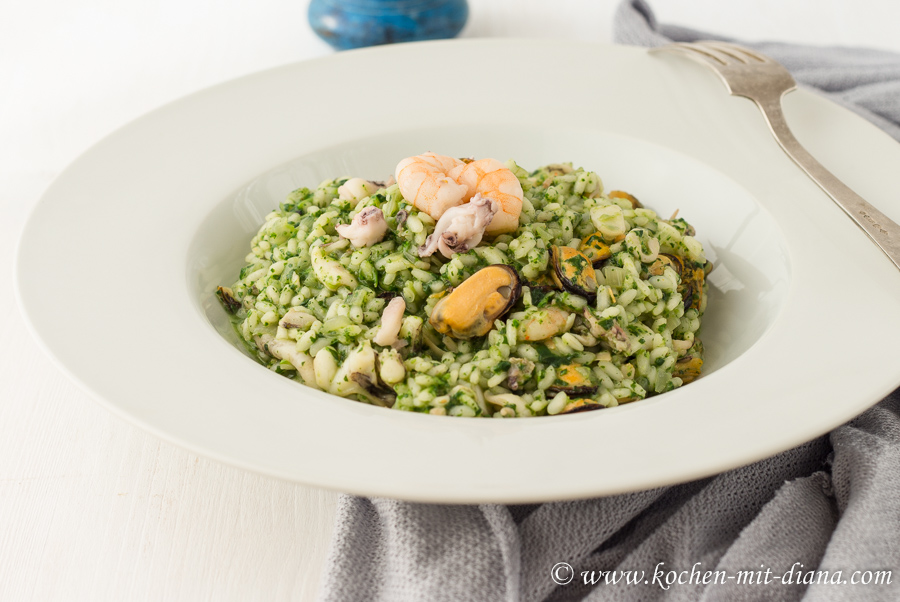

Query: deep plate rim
[16,39,900,502]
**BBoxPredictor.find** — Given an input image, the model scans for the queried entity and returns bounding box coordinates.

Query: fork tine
[695,41,752,64]
[699,41,771,64]
[654,38,796,101]
[663,42,732,66]
[652,42,740,94]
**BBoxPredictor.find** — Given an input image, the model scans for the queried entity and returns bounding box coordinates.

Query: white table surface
[3,1,899,599]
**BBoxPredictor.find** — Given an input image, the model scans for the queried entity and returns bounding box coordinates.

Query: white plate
[16,40,900,503]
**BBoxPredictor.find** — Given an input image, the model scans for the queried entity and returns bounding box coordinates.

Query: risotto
[216,155,710,417]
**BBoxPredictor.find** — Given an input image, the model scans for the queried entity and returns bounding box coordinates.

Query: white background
[3,1,899,599]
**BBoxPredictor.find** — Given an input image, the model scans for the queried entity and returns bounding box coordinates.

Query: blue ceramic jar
[308,0,469,50]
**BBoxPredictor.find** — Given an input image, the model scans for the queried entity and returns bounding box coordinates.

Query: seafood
[328,341,396,406]
[418,194,498,258]
[558,398,605,414]
[608,190,643,209]
[648,253,706,311]
[514,306,572,342]
[590,205,627,242]
[583,308,631,353]
[680,264,707,312]
[349,372,397,406]
[395,152,523,234]
[547,364,598,396]
[216,286,241,314]
[220,157,708,417]
[279,307,317,330]
[338,177,381,205]
[453,158,523,233]
[673,355,703,384]
[550,246,598,299]
[255,334,316,386]
[579,232,612,266]
[378,348,406,384]
[373,297,406,346]
[506,357,535,391]
[649,253,683,278]
[309,241,357,290]
[430,265,521,339]
[624,229,661,264]
[335,206,387,247]
[394,152,468,219]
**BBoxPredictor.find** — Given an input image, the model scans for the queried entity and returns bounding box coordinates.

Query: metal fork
[653,41,900,272]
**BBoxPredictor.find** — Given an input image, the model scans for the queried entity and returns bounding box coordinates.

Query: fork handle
[754,96,900,271]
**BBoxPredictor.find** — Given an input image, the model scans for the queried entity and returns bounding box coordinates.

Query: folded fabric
[317,3,900,600]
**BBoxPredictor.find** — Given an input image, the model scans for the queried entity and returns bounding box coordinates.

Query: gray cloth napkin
[317,3,900,600]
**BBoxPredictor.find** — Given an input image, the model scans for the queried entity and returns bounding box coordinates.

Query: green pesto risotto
[217,156,709,417]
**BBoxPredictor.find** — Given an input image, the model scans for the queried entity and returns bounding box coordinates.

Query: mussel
[349,372,397,407]
[558,398,606,414]
[673,355,703,384]
[547,364,598,396]
[529,273,557,288]
[429,265,521,339]
[579,232,612,266]
[681,265,706,312]
[216,286,242,314]
[648,253,705,311]
[615,395,640,404]
[673,339,703,384]
[549,246,598,300]
[608,190,643,209]
[648,253,683,278]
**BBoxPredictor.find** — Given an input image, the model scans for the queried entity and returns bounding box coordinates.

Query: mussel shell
[648,253,704,311]
[579,232,612,266]
[547,364,598,396]
[350,372,397,407]
[681,283,695,311]
[558,398,605,414]
[689,338,704,355]
[682,265,705,311]
[608,190,643,208]
[673,354,703,384]
[216,286,242,314]
[429,264,521,339]
[529,272,558,288]
[655,253,684,278]
[615,395,640,404]
[550,246,598,300]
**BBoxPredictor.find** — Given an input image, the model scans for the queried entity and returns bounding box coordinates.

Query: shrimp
[394,152,523,234]
[454,158,523,234]
[395,152,469,220]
